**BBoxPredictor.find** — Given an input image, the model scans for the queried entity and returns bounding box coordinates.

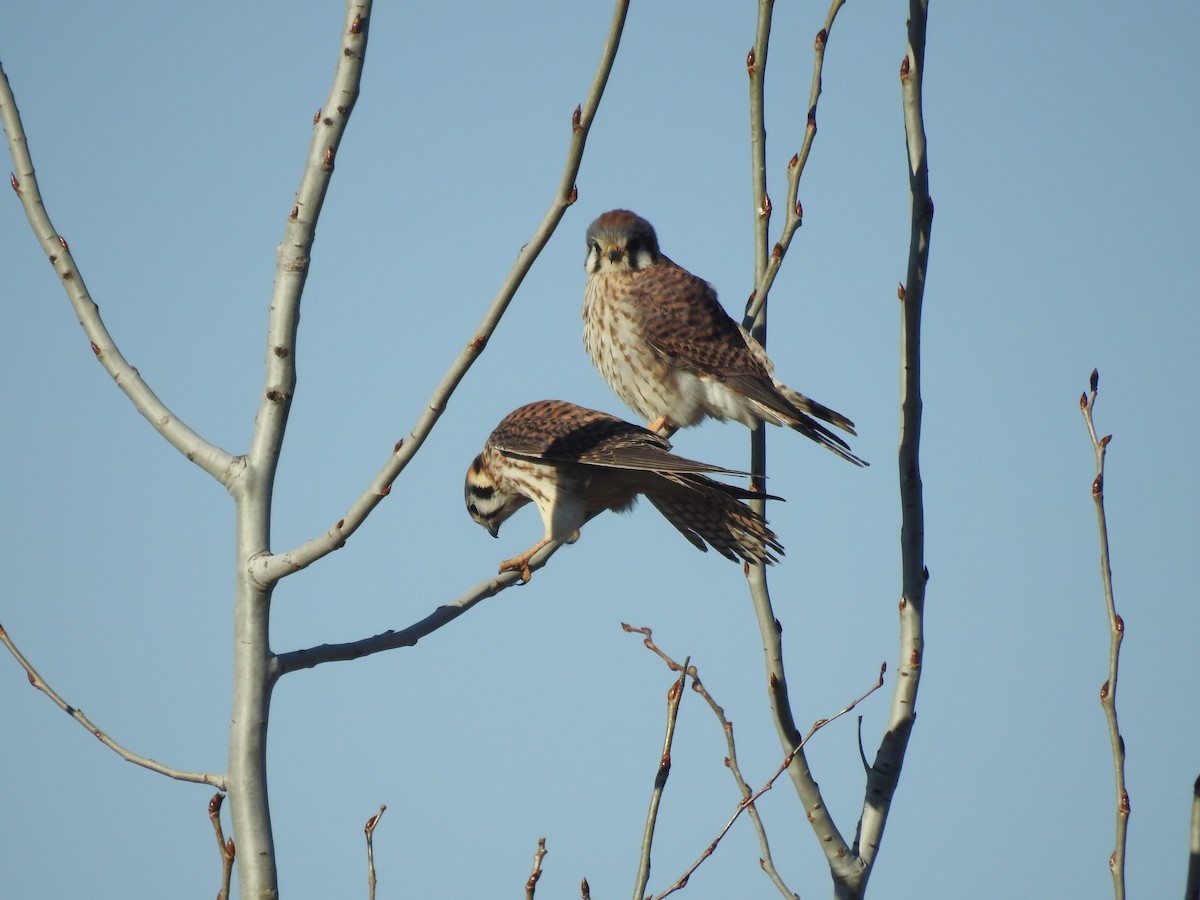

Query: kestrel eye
[468,502,480,517]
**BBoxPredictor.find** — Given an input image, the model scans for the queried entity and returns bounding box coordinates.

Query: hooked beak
[605,244,624,264]
[487,523,500,539]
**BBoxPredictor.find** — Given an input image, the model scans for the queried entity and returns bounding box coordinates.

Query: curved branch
[0,620,225,789]
[254,0,632,585]
[270,541,563,677]
[0,62,239,487]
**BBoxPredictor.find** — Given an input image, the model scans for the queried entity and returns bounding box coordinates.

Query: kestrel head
[464,452,527,538]
[585,209,662,276]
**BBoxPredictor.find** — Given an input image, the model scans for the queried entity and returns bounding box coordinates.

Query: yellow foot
[646,415,675,436]
[499,541,547,583]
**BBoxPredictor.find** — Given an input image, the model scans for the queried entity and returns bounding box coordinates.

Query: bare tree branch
[526,837,548,900]
[651,666,885,900]
[851,3,933,891]
[225,6,375,894]
[623,624,798,899]
[209,793,235,900]
[365,803,386,900]
[632,656,689,900]
[0,62,239,487]
[743,0,846,329]
[255,0,632,586]
[271,542,563,677]
[742,0,859,884]
[1081,370,1129,899]
[0,620,225,789]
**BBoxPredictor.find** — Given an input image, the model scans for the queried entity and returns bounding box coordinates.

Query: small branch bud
[771,243,783,260]
[567,184,578,205]
[1100,434,1112,448]
[58,235,69,250]
[9,172,19,192]
[572,105,582,132]
[788,153,799,170]
[90,341,102,357]
[313,109,321,126]
[1079,392,1088,409]
[1115,614,1124,633]
[759,192,771,217]
[746,48,756,76]
[795,200,803,221]
[350,13,362,34]
[815,28,828,49]
[393,439,404,453]
[1100,680,1110,701]
[1090,368,1100,393]
[379,484,392,497]
[289,206,299,221]
[900,56,911,80]
[323,146,334,167]
[897,282,906,301]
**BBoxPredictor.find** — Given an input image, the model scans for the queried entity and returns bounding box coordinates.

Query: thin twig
[622,624,797,898]
[0,62,237,486]
[0,621,225,789]
[526,837,548,900]
[255,0,632,585]
[632,658,689,900]
[271,541,562,678]
[651,667,886,900]
[209,793,235,900]
[365,803,387,900]
[852,4,933,893]
[743,0,847,329]
[1081,370,1128,900]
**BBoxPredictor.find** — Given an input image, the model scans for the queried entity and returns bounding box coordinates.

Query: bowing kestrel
[464,400,783,582]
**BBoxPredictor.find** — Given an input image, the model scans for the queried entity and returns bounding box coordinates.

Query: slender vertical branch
[365,804,386,900]
[846,5,933,897]
[1081,370,1128,900]
[743,0,846,329]
[209,793,235,900]
[743,1,860,888]
[632,662,688,900]
[526,837,548,900]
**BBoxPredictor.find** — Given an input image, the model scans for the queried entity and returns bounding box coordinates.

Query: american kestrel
[464,400,783,582]
[582,209,866,466]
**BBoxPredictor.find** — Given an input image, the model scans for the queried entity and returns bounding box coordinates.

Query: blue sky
[2,2,1198,898]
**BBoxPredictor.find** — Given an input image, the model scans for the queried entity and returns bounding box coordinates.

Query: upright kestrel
[464,400,783,582]
[582,209,865,466]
